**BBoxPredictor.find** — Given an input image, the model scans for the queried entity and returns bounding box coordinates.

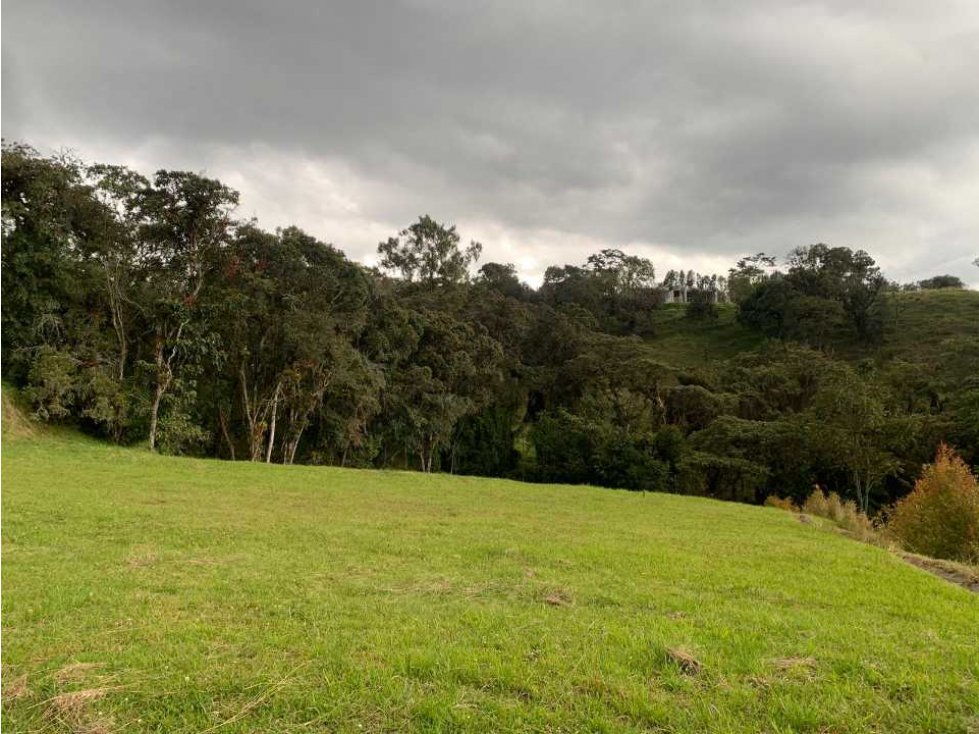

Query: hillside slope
[2,432,977,733]
[644,288,979,369]
[881,288,979,356]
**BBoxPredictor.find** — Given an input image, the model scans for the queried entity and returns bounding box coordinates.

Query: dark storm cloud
[4,0,979,283]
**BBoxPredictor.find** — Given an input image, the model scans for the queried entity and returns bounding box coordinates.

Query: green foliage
[541,249,661,334]
[155,381,210,455]
[531,410,669,491]
[738,245,886,346]
[675,451,770,502]
[24,346,77,420]
[915,275,965,290]
[476,261,533,301]
[378,215,482,285]
[75,364,137,441]
[664,385,731,431]
[684,291,719,322]
[4,141,979,516]
[727,253,777,305]
[451,402,521,477]
[807,366,899,512]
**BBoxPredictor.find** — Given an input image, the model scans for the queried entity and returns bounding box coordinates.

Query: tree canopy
[4,142,976,512]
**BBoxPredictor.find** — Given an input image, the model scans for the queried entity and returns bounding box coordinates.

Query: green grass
[881,288,979,357]
[3,432,978,733]
[645,303,764,369]
[643,289,979,370]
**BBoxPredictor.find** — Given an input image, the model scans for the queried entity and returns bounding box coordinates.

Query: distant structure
[659,285,724,304]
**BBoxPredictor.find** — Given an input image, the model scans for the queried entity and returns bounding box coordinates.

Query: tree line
[3,142,977,512]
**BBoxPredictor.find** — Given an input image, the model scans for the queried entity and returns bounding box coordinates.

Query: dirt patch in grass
[44,688,113,732]
[184,557,228,566]
[542,588,574,607]
[665,648,702,676]
[770,657,818,682]
[127,551,159,569]
[55,662,105,683]
[899,553,979,593]
[772,656,816,671]
[2,673,30,703]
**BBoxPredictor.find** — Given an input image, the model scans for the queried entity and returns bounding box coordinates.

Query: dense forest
[3,142,978,512]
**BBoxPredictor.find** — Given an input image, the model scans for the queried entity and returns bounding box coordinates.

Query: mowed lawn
[2,434,978,733]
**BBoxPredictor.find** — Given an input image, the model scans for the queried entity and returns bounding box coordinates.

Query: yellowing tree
[888,445,979,562]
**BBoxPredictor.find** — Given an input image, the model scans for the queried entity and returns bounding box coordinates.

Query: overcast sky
[4,0,979,285]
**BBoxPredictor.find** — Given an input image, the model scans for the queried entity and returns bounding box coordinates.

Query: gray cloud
[4,0,979,284]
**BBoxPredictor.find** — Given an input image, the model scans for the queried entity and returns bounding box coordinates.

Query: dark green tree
[377,215,481,285]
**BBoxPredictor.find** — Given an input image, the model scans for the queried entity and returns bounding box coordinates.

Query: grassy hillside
[645,303,764,369]
[882,288,979,356]
[2,430,978,733]
[644,289,979,369]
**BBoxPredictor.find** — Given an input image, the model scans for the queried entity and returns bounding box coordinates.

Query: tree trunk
[853,471,868,514]
[283,425,305,465]
[265,384,279,463]
[104,265,128,381]
[119,342,128,382]
[239,366,269,461]
[148,380,164,452]
[148,338,172,451]
[421,436,435,473]
[218,408,236,461]
[147,322,186,452]
[281,405,306,465]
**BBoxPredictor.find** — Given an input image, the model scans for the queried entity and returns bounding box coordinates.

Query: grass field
[645,303,764,369]
[882,288,979,356]
[2,430,979,733]
[645,289,979,369]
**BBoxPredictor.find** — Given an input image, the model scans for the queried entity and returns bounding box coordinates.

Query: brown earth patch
[44,688,114,732]
[542,588,574,607]
[127,552,159,569]
[1,390,36,439]
[773,656,816,671]
[665,647,702,676]
[900,553,979,593]
[55,662,105,683]
[2,673,30,702]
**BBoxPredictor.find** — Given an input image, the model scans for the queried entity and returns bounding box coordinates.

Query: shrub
[802,487,877,543]
[685,298,718,322]
[802,487,830,516]
[764,495,798,512]
[25,347,78,421]
[887,445,979,562]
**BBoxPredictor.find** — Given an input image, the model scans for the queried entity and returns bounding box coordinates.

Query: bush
[802,487,877,542]
[25,347,78,421]
[887,445,979,562]
[802,487,830,516]
[530,410,669,491]
[764,495,798,512]
[685,298,718,321]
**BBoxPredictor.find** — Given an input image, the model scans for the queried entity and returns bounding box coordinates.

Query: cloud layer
[5,0,979,284]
